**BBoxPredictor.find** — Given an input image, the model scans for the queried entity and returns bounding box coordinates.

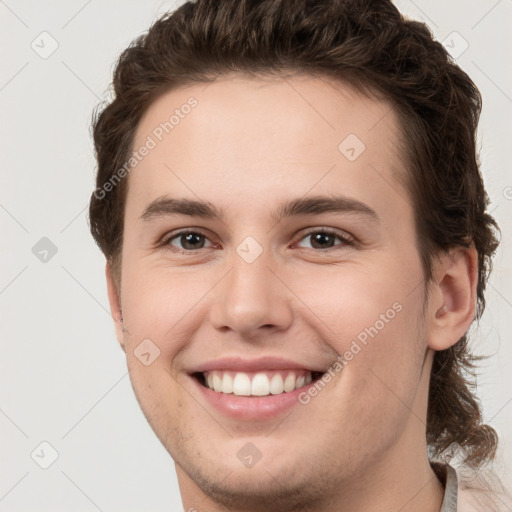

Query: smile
[189,356,334,420]
[198,370,323,396]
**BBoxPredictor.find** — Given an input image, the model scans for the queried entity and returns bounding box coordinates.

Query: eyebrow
[140,195,379,224]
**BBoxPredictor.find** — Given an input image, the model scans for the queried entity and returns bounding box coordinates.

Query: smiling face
[107,74,444,510]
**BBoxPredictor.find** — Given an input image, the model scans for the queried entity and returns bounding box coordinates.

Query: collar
[440,463,459,512]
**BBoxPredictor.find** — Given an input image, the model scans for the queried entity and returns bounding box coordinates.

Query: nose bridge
[209,238,293,336]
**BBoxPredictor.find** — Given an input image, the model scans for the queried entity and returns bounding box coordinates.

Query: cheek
[293,258,426,410]
[120,263,198,349]
[290,256,416,346]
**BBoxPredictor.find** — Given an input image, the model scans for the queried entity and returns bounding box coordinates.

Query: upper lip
[190,356,326,374]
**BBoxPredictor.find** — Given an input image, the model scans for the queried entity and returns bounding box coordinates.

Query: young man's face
[109,75,441,509]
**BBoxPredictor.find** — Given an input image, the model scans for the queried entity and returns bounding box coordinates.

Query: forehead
[127,74,410,224]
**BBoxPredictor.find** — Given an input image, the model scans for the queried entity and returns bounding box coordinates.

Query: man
[89,0,510,510]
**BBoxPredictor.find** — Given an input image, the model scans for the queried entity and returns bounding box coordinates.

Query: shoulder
[453,463,512,512]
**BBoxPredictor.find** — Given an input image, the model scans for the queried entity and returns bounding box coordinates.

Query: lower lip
[192,375,314,420]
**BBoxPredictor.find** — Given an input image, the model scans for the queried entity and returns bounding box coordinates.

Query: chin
[177,456,331,512]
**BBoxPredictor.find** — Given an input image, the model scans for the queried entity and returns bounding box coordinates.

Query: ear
[105,261,126,352]
[426,244,478,351]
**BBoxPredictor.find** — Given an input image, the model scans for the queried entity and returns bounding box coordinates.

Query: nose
[208,249,294,340]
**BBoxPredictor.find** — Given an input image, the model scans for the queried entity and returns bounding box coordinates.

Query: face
[112,74,434,510]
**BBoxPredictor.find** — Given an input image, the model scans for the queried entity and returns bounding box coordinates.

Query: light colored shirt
[438,462,512,512]
[440,464,458,512]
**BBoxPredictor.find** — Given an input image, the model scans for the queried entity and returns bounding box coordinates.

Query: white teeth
[213,373,223,392]
[251,373,270,396]
[233,373,252,396]
[222,373,233,394]
[269,374,284,394]
[283,374,296,392]
[204,370,314,396]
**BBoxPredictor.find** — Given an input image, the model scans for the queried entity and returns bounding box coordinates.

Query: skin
[105,74,478,511]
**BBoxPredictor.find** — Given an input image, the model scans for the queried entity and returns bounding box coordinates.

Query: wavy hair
[89,0,500,469]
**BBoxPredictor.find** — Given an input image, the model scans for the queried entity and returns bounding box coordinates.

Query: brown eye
[165,231,213,252]
[296,229,353,250]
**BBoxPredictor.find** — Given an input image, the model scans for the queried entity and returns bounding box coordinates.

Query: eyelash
[160,228,355,254]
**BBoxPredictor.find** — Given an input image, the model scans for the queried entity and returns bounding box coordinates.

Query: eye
[163,230,214,252]
[295,229,353,250]
[160,227,354,254]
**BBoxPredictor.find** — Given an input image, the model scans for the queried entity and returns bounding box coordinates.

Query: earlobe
[105,261,126,353]
[427,245,478,351]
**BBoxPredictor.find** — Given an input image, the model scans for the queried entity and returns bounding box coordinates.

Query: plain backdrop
[1,1,511,510]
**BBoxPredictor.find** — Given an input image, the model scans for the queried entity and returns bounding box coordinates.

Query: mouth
[187,356,336,420]
[193,369,325,397]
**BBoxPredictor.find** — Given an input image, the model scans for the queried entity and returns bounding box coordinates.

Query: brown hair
[89,0,500,468]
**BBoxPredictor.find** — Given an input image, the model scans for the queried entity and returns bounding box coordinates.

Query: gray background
[1,0,511,510]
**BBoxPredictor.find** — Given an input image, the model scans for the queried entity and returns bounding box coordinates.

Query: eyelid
[160,228,216,251]
[159,226,355,253]
[293,227,355,249]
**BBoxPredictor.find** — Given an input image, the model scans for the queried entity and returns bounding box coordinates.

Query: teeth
[251,373,270,396]
[203,370,314,396]
[222,373,233,394]
[283,374,295,392]
[295,375,305,389]
[213,373,223,392]
[269,374,284,394]
[233,373,251,396]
